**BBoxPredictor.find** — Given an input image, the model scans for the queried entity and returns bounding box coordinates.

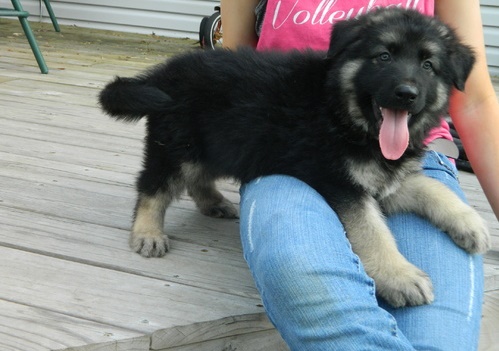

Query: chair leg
[42,0,60,32]
[18,16,49,73]
[10,0,49,73]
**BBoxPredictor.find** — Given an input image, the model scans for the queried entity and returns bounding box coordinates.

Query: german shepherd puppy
[99,8,490,307]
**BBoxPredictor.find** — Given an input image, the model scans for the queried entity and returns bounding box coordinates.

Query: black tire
[199,16,208,48]
[202,11,222,50]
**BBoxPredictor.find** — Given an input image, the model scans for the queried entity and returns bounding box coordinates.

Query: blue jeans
[239,151,483,351]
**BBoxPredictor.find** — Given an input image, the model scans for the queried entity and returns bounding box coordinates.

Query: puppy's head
[326,8,475,160]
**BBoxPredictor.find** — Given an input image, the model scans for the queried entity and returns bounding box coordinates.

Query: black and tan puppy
[99,8,490,308]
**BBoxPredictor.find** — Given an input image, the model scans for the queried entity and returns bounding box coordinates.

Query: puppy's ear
[326,18,364,59]
[447,37,475,91]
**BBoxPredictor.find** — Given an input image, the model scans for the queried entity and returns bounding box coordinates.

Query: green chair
[0,0,60,74]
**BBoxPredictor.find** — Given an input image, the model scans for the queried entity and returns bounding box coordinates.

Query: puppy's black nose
[395,84,419,104]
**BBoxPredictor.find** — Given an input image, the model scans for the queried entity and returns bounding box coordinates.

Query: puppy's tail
[99,76,172,122]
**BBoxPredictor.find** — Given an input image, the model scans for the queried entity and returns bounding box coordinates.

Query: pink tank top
[256,0,451,144]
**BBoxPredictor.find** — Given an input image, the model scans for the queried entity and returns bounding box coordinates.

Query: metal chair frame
[0,0,60,74]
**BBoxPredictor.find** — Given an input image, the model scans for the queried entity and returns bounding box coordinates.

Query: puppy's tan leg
[382,173,490,254]
[183,163,238,219]
[130,191,172,257]
[340,197,434,307]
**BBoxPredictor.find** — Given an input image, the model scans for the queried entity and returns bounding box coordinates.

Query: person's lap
[239,151,483,350]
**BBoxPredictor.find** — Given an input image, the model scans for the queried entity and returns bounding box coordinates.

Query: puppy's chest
[345,159,419,199]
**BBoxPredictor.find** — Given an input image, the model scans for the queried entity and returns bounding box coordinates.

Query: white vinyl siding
[481,0,499,76]
[15,0,499,75]
[19,0,219,39]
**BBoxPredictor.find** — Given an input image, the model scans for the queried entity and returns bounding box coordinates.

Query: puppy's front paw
[448,209,490,254]
[129,230,170,258]
[376,263,434,308]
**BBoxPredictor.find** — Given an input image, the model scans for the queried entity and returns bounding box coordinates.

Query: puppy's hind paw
[199,198,239,219]
[129,230,170,258]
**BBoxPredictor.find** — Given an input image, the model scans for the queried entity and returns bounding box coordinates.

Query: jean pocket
[422,150,459,181]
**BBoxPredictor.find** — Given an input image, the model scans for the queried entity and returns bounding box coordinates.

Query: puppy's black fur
[100,8,489,307]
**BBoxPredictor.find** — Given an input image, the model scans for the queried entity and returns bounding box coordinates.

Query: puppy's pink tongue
[379,108,410,160]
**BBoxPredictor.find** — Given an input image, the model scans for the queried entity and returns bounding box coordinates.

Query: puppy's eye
[422,60,433,70]
[379,52,391,62]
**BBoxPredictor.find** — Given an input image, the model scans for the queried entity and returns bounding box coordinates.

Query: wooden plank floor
[0,19,498,351]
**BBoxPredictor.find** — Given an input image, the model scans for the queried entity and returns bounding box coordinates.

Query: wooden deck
[0,19,498,351]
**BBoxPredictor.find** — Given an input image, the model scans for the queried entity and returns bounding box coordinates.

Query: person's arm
[435,0,499,221]
[220,0,260,49]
